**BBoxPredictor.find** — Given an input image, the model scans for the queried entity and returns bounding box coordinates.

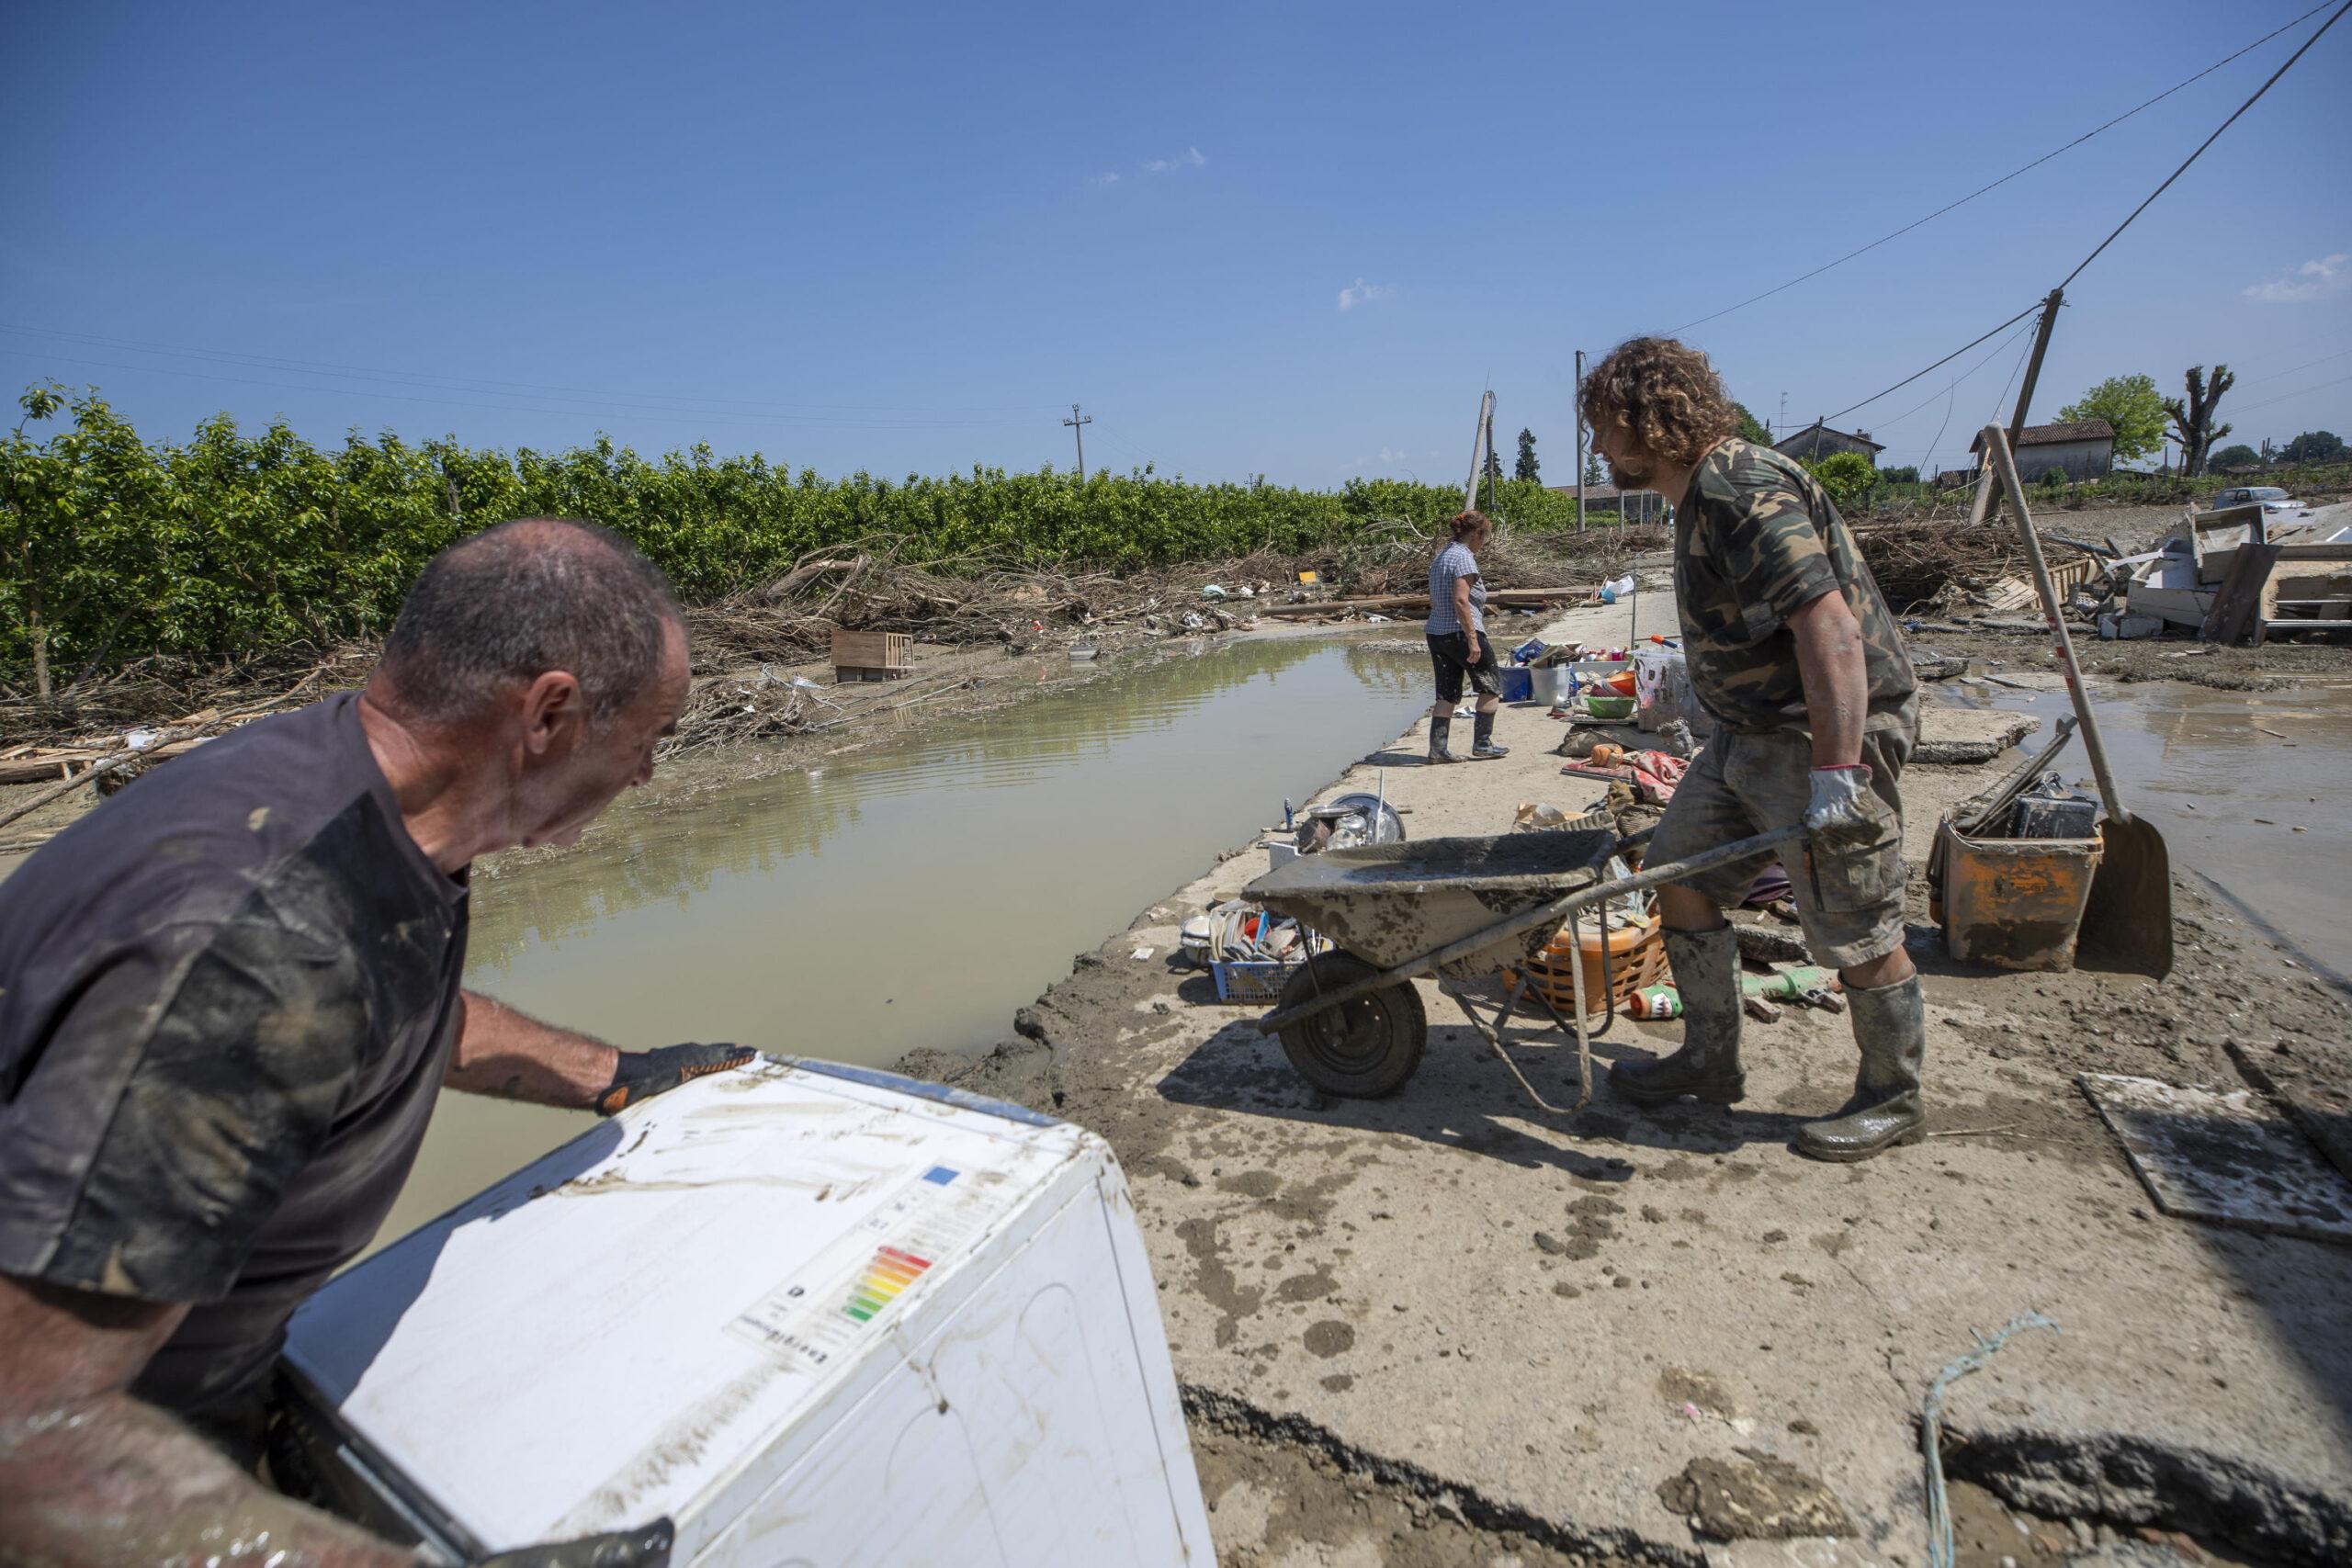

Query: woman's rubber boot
[1610,925,1744,1106]
[1429,715,1462,763]
[1795,974,1928,1162]
[1471,710,1510,760]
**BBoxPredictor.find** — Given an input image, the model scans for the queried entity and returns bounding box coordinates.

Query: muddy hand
[1803,765,1876,847]
[472,1517,675,1568]
[596,1043,757,1114]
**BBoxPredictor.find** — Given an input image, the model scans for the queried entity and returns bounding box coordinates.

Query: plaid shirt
[1426,541,1485,635]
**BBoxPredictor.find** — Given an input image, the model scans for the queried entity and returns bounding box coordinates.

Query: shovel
[1979,425,2173,977]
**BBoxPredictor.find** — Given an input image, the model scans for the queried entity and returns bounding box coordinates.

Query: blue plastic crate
[1211,959,1302,1004]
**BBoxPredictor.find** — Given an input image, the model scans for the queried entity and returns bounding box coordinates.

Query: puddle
[1925,675,2352,983]
[375,637,1431,1241]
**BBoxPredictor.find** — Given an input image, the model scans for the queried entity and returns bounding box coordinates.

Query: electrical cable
[2234,345,2352,388]
[1666,4,2335,334]
[2057,0,2349,290]
[2229,372,2352,415]
[1822,301,2042,424]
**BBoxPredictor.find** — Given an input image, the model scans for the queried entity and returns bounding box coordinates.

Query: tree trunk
[28,593,48,698]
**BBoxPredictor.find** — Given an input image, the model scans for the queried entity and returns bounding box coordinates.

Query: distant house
[1969,420,2114,483]
[1773,422,1884,467]
[1548,480,1668,524]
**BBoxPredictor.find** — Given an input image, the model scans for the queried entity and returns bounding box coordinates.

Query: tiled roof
[1973,419,2115,452]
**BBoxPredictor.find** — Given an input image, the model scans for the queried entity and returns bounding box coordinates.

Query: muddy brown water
[374,637,1432,1243]
[1928,675,2352,985]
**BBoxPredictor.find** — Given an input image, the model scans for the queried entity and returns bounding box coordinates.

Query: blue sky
[4,1,2346,485]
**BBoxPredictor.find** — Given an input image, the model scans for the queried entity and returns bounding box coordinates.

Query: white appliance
[279,1059,1215,1567]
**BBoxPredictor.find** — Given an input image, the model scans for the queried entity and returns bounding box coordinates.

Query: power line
[2230,372,2352,416]
[1666,4,2335,334]
[2235,345,2352,388]
[2058,0,2350,289]
[1824,301,2042,423]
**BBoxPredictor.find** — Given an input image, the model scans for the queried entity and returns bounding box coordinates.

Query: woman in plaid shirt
[1424,509,1508,761]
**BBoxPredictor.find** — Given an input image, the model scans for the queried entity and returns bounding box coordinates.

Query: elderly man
[1579,339,1926,1161]
[0,519,749,1565]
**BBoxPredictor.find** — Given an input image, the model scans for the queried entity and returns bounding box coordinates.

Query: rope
[1923,1311,2063,1568]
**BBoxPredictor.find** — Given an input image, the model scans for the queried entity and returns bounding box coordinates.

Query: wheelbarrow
[1245,823,1805,1113]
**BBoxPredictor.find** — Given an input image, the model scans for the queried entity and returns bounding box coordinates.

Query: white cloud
[2245,253,2350,304]
[1143,146,1207,174]
[1086,171,1121,188]
[1338,277,1396,312]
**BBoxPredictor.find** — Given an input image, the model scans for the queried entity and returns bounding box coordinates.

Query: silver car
[2212,484,2301,515]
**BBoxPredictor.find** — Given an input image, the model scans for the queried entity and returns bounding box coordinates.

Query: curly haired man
[1580,338,1925,1161]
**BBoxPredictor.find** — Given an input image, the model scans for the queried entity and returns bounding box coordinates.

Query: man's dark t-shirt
[0,694,468,1432]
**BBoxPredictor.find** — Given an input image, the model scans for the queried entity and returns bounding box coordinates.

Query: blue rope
[1923,1311,2062,1568]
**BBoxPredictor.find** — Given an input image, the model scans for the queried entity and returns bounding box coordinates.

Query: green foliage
[2036,466,2068,491]
[1881,465,1920,484]
[2207,444,2260,470]
[1800,451,1876,511]
[1583,454,1603,486]
[2056,374,2165,464]
[1514,427,1539,482]
[2281,430,2345,464]
[1,390,1604,686]
[1733,401,1772,446]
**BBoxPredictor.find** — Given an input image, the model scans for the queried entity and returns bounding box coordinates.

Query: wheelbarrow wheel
[1275,953,1428,1099]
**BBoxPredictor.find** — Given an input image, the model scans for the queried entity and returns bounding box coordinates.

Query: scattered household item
[1296,570,1319,584]
[1507,904,1668,1021]
[2096,610,2162,640]
[2079,1073,2352,1246]
[1529,665,1574,706]
[1498,666,1534,704]
[1510,637,1547,665]
[831,628,912,682]
[1068,644,1100,660]
[2008,776,2098,840]
[2119,497,2352,639]
[1599,574,1635,604]
[1928,815,2102,971]
[1632,643,1712,737]
[1245,822,1808,1114]
[1191,898,1328,1002]
[1201,583,1228,599]
[1582,694,1635,722]
[1985,424,2172,977]
[1629,985,1681,1020]
[277,1060,1213,1564]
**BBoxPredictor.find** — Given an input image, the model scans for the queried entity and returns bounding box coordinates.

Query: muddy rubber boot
[1795,974,1927,1162]
[1611,925,1744,1106]
[1429,716,1462,763]
[1471,710,1510,760]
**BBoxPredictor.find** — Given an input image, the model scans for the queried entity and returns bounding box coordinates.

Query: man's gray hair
[378,518,681,726]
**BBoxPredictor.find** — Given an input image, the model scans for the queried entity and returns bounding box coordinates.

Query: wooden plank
[2079,1073,2352,1246]
[2199,542,2281,646]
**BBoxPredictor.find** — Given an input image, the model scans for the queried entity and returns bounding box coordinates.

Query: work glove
[596,1043,757,1115]
[1804,764,1879,847]
[471,1517,674,1568]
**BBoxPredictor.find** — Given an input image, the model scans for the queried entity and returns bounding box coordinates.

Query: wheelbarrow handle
[1255,824,1807,1036]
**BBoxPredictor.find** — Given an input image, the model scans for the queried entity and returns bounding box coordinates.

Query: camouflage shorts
[1645,716,1916,970]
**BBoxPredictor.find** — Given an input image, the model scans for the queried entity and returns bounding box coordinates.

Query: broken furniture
[830,628,912,682]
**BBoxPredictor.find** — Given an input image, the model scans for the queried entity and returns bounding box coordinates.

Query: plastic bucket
[1506,914,1665,1016]
[1530,666,1573,706]
[1928,819,2103,971]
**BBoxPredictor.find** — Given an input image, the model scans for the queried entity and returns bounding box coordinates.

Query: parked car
[2211,485,2303,515]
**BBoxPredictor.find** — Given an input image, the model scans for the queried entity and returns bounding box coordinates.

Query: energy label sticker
[729,1165,995,1374]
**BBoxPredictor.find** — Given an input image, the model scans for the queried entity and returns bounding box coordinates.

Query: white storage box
[279,1059,1214,1567]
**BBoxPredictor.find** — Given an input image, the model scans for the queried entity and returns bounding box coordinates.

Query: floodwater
[1929,675,2352,984]
[375,637,1432,1241]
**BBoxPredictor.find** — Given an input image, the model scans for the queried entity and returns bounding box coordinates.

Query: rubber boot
[1429,715,1461,764]
[1471,709,1510,760]
[1795,974,1928,1162]
[1611,925,1744,1106]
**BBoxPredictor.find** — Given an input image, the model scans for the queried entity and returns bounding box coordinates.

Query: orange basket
[1505,908,1664,1018]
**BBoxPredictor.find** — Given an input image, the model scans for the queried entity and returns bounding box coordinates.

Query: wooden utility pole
[1464,390,1496,510]
[1574,349,1587,533]
[1063,403,1092,481]
[1985,288,2063,523]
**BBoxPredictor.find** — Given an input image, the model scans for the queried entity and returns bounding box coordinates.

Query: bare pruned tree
[2163,365,2234,478]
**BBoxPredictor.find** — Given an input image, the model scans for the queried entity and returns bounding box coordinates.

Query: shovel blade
[2078,813,2173,978]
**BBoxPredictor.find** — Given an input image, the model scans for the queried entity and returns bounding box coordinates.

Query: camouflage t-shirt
[1672,438,1917,733]
[0,694,468,1435]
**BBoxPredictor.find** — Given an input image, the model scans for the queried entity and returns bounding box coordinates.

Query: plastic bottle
[1629,985,1682,1020]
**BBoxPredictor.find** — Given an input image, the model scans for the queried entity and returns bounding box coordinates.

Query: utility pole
[1574,349,1587,534]
[1777,391,1788,443]
[1063,403,1092,481]
[1986,288,2064,524]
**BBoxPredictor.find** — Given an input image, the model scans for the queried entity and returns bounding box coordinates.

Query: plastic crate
[1211,959,1303,1004]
